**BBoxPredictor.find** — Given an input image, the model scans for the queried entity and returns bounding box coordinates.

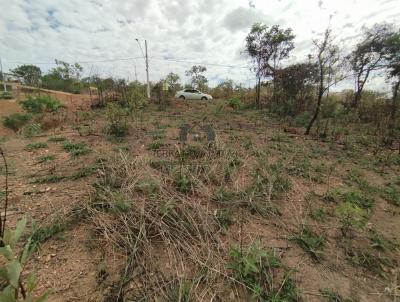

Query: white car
[175,89,213,100]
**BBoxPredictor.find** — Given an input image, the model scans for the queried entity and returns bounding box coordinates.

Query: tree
[10,64,42,86]
[165,72,181,92]
[244,23,295,106]
[185,66,208,91]
[275,62,318,115]
[305,29,345,135]
[41,60,83,93]
[349,23,393,108]
[384,30,400,140]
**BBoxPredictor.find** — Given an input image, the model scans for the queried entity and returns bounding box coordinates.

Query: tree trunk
[255,76,261,108]
[388,80,400,143]
[305,66,324,135]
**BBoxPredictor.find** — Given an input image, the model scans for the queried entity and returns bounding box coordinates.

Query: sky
[0,0,399,91]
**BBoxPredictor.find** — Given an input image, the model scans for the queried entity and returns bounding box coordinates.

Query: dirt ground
[0,97,399,301]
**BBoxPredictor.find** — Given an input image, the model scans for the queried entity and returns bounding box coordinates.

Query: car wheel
[179,95,185,100]
[201,96,207,100]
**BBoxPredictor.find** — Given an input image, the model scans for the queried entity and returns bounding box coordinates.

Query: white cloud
[0,0,399,90]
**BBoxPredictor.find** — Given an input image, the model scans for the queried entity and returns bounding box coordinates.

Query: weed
[252,160,291,201]
[0,91,13,99]
[212,188,238,204]
[135,177,159,195]
[48,136,67,143]
[342,190,374,210]
[215,208,234,229]
[180,145,205,159]
[290,225,325,261]
[2,113,31,131]
[348,249,391,275]
[105,103,130,137]
[382,184,400,206]
[310,208,327,222]
[149,130,165,139]
[70,166,97,180]
[25,142,48,151]
[148,141,164,151]
[227,242,299,301]
[369,230,398,251]
[36,154,55,163]
[174,173,193,193]
[319,288,353,301]
[30,220,66,248]
[0,217,51,301]
[77,125,94,136]
[32,174,65,184]
[22,123,42,137]
[228,97,244,110]
[164,279,193,302]
[63,141,91,157]
[336,202,368,237]
[271,132,290,142]
[345,169,375,193]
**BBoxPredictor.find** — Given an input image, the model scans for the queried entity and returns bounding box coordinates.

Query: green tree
[384,29,400,140]
[42,60,83,93]
[245,23,295,106]
[185,65,208,91]
[10,65,42,86]
[349,23,393,108]
[275,62,318,115]
[165,72,181,92]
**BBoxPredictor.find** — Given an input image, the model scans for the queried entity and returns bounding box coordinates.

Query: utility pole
[145,40,150,99]
[0,57,6,92]
[135,38,150,99]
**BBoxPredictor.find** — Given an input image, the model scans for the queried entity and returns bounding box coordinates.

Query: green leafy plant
[48,136,67,143]
[2,113,31,132]
[381,184,400,206]
[227,242,299,301]
[215,208,234,229]
[290,225,325,261]
[319,288,353,301]
[105,103,129,137]
[0,91,13,100]
[62,141,91,157]
[36,155,55,163]
[25,142,48,151]
[0,217,51,301]
[22,123,42,138]
[336,202,368,237]
[228,97,244,110]
[19,95,63,113]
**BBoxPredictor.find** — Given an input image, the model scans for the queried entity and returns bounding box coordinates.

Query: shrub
[2,113,31,132]
[105,103,129,137]
[20,95,63,113]
[228,97,244,110]
[0,91,13,99]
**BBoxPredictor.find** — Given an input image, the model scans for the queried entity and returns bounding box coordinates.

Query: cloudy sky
[0,0,399,90]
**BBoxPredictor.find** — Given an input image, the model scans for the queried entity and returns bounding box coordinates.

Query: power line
[4,56,145,65]
[150,57,248,69]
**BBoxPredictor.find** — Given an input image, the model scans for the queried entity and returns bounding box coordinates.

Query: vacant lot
[0,98,399,301]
